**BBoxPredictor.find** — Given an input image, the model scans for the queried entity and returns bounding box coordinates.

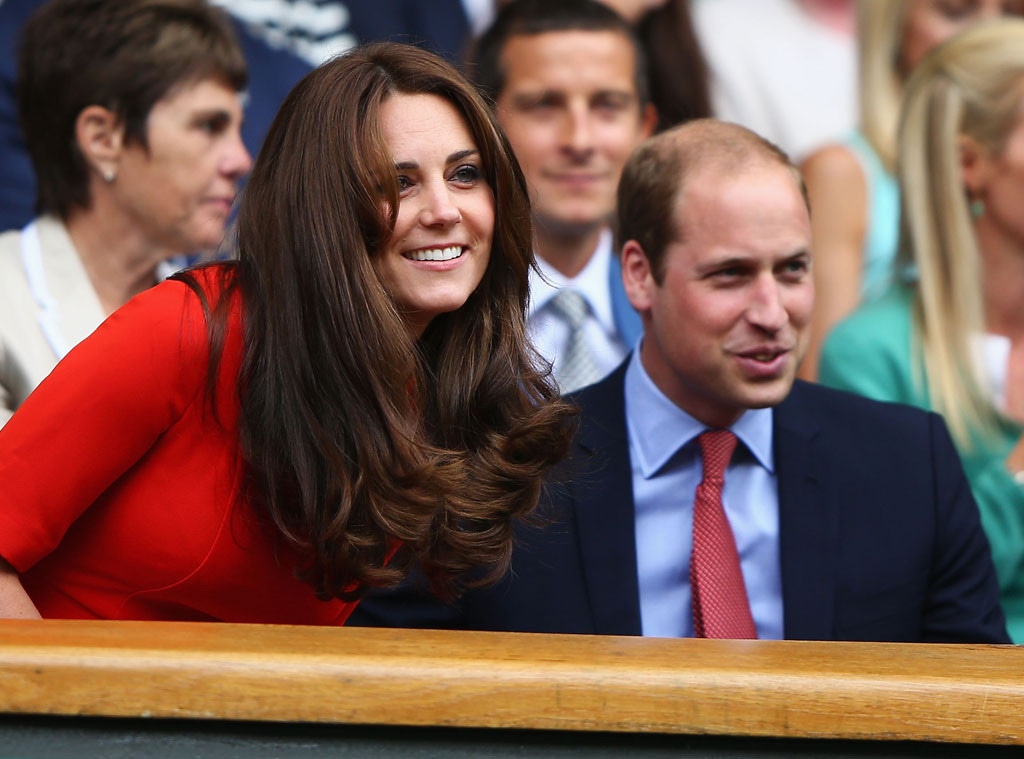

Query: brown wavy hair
[181,42,575,602]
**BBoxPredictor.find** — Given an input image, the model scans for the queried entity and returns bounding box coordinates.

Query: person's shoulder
[0,225,21,266]
[565,363,626,415]
[801,141,862,183]
[828,286,913,343]
[556,364,628,451]
[173,261,239,298]
[105,263,241,345]
[786,379,933,434]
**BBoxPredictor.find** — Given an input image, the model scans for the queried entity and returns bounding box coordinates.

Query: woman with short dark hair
[0,0,252,425]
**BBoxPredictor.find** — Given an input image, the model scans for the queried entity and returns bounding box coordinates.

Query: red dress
[0,267,357,623]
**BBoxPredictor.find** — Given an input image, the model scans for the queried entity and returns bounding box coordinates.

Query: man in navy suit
[351,118,1008,643]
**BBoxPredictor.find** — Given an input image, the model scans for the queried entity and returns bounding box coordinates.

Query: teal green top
[820,286,1024,642]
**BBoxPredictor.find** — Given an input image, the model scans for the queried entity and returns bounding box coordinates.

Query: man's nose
[560,103,595,157]
[746,275,788,332]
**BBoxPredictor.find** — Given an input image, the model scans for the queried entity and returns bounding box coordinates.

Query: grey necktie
[548,289,604,393]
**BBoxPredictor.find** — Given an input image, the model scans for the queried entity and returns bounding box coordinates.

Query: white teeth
[405,246,463,262]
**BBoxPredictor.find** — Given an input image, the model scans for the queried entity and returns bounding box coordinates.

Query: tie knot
[548,288,590,329]
[698,429,737,482]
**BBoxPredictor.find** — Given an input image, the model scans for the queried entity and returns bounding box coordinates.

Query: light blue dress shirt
[624,349,784,639]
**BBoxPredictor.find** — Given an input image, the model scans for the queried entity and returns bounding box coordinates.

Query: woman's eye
[450,164,481,184]
[396,175,412,191]
[196,113,229,135]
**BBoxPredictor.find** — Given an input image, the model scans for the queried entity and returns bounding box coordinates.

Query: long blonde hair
[857,0,909,173]
[897,19,1024,448]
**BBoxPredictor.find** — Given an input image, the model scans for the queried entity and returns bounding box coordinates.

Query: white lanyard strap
[19,221,72,359]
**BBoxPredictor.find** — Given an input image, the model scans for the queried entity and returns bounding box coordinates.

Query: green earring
[970,198,985,219]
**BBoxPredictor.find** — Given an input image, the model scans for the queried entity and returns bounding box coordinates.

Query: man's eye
[521,96,559,112]
[714,267,744,279]
[593,95,630,114]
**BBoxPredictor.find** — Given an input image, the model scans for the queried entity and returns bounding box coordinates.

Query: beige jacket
[0,215,105,427]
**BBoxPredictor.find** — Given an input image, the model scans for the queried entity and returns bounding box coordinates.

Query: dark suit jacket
[351,364,1009,643]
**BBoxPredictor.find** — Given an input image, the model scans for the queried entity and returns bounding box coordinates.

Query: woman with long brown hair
[0,41,575,622]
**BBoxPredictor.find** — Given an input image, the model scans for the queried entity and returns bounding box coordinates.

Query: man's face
[622,163,814,428]
[494,30,654,239]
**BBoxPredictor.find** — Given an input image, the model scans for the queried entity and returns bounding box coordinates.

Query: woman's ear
[958,133,990,197]
[75,105,124,183]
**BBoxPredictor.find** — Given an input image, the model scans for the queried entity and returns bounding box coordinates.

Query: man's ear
[75,105,124,183]
[621,239,655,312]
[958,133,989,197]
[639,102,658,140]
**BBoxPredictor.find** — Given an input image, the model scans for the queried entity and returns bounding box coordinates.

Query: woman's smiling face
[374,92,495,337]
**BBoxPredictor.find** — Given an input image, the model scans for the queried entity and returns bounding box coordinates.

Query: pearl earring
[103,169,116,183]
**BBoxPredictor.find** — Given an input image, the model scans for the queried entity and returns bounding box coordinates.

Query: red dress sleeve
[0,274,216,572]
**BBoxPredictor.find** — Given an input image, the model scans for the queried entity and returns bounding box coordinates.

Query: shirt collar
[528,228,616,331]
[624,346,775,478]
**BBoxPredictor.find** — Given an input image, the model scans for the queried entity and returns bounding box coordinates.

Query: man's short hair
[617,119,808,283]
[471,0,649,107]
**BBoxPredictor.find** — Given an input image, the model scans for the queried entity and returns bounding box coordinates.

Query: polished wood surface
[0,620,1020,745]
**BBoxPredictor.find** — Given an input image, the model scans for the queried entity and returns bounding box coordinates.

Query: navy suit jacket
[351,363,1009,643]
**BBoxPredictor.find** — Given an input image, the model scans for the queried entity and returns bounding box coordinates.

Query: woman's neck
[977,222,1024,339]
[64,202,169,315]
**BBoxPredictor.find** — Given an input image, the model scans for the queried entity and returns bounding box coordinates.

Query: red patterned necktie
[690,429,757,639]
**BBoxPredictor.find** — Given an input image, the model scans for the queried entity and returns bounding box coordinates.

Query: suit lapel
[570,364,644,635]
[775,382,837,640]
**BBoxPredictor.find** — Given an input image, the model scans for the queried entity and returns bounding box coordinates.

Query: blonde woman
[799,0,1023,381]
[820,19,1024,642]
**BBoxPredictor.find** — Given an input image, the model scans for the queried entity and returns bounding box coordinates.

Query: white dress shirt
[527,229,630,388]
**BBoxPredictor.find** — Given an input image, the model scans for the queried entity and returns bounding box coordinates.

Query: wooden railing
[0,620,1021,755]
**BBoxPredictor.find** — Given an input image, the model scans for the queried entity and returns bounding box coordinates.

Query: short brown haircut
[17,0,247,219]
[617,118,806,282]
